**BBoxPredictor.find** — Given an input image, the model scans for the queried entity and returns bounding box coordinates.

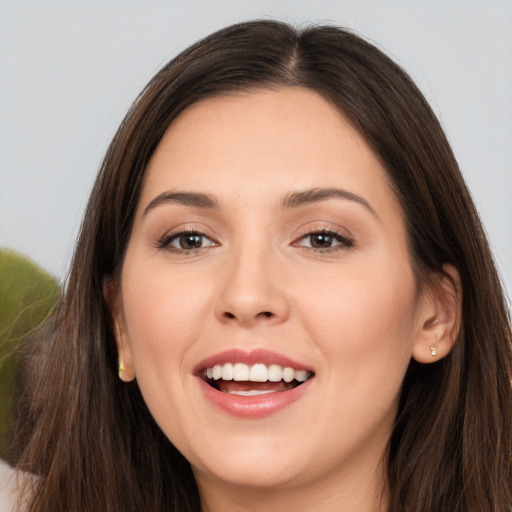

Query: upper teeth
[205,363,310,383]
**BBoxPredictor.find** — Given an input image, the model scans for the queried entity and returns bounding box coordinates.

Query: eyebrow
[143,191,219,216]
[281,187,379,218]
[143,187,378,219]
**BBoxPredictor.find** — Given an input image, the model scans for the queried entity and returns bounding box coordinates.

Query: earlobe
[411,264,462,364]
[103,280,135,382]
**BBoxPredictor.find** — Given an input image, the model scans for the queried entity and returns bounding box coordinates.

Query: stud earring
[118,360,127,377]
[430,346,437,357]
[118,360,135,382]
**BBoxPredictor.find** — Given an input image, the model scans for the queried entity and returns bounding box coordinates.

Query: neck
[196,453,389,512]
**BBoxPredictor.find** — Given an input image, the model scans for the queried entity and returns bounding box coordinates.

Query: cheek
[297,254,418,386]
[119,256,213,392]
[278,253,418,478]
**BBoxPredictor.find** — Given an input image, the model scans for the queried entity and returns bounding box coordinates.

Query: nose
[214,244,290,327]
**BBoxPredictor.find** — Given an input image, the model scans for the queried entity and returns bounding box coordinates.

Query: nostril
[222,311,273,320]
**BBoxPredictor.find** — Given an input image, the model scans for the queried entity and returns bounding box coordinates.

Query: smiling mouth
[200,363,314,396]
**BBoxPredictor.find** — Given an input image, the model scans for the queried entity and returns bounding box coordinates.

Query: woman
[9,20,512,511]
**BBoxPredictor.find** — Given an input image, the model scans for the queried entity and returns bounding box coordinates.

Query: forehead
[139,87,402,223]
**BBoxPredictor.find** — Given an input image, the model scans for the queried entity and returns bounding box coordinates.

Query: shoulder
[0,460,26,512]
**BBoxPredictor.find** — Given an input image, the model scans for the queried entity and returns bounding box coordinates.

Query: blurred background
[1,0,511,297]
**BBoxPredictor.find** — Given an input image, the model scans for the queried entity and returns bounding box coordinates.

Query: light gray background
[1,0,511,299]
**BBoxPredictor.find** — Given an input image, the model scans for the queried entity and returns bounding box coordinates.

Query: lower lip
[197,377,314,419]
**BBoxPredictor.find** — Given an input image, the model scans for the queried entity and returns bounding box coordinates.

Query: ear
[103,279,135,382]
[411,264,462,364]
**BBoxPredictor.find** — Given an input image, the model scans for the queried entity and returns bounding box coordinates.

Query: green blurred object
[0,248,59,459]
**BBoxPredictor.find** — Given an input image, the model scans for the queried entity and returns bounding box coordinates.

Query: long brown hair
[11,20,512,511]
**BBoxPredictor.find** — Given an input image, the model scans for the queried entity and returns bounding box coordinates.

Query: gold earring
[118,360,127,376]
[430,346,437,357]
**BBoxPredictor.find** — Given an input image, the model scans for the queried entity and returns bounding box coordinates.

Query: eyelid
[292,221,353,239]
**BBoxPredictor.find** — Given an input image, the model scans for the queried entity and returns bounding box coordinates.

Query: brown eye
[160,231,216,252]
[309,233,335,248]
[295,230,354,251]
[176,233,204,250]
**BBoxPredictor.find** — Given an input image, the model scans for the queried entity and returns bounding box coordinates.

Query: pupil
[181,234,202,249]
[311,233,332,248]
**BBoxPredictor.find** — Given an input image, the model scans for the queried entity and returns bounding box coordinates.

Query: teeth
[205,362,311,383]
[212,365,222,380]
[221,363,234,380]
[227,389,279,396]
[233,362,250,381]
[267,364,282,382]
[249,364,268,382]
[294,370,309,382]
[282,367,295,383]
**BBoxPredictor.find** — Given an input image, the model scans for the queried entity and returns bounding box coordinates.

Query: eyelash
[157,228,354,254]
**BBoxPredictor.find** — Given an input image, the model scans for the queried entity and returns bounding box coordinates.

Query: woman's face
[112,88,433,497]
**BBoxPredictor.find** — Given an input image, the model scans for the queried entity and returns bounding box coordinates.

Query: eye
[294,230,354,252]
[159,231,216,252]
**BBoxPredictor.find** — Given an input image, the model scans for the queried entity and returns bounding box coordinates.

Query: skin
[109,88,459,512]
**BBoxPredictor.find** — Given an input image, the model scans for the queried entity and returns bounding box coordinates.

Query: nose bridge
[215,234,289,326]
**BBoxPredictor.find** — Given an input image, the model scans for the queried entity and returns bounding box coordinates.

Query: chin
[179,425,314,490]
[192,453,307,490]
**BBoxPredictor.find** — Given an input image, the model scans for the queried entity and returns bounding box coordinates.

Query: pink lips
[194,349,314,419]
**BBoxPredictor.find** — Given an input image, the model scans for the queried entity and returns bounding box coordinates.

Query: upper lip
[193,348,313,374]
